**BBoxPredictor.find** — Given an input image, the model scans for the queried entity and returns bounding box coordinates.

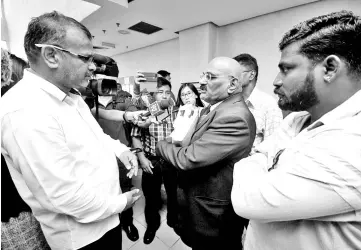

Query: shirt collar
[308,90,361,130]
[25,69,68,102]
[246,87,259,109]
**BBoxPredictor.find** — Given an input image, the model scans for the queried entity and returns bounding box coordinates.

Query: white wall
[179,23,218,83]
[112,38,181,93]
[216,0,361,96]
[109,0,361,97]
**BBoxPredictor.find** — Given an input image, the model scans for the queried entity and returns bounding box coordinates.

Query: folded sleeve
[231,129,360,223]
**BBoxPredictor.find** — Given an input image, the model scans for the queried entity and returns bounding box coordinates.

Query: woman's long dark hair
[176,83,204,107]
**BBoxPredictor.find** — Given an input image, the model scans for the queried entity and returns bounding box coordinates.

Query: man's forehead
[205,67,223,74]
[279,43,310,65]
[206,62,227,74]
[280,43,303,60]
[207,57,237,75]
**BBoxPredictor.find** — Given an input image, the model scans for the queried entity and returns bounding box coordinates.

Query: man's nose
[273,73,282,87]
[199,78,208,85]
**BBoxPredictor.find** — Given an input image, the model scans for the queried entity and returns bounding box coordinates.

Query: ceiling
[82,0,320,57]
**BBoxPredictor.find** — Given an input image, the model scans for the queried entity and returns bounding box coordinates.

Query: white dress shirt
[1,70,129,250]
[246,88,283,150]
[232,90,361,250]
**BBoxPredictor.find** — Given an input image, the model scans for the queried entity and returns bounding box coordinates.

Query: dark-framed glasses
[35,44,94,64]
[200,72,237,82]
[181,91,194,98]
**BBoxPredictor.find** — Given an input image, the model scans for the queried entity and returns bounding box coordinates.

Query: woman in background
[170,83,204,147]
[1,52,29,96]
[176,82,204,108]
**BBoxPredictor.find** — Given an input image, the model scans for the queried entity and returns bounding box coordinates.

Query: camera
[79,53,119,119]
[88,53,118,96]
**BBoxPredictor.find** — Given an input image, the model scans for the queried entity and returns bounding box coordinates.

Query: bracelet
[123,112,130,123]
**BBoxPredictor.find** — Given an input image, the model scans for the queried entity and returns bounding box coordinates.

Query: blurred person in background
[175,82,204,108]
[1,49,50,250]
[96,82,140,242]
[157,70,176,103]
[169,83,205,147]
[233,53,282,151]
[1,53,29,95]
[131,77,179,244]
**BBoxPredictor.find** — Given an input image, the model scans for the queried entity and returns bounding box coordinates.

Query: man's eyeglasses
[200,72,237,82]
[35,44,94,64]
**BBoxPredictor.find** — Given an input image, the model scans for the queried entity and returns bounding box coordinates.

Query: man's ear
[227,78,239,94]
[40,47,60,69]
[249,70,256,81]
[322,55,341,83]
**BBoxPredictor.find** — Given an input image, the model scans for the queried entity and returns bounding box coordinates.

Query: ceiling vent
[128,21,162,35]
[101,42,116,48]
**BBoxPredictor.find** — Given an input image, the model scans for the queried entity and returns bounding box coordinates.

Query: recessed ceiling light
[118,30,131,35]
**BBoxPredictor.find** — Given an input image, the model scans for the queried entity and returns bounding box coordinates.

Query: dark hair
[157,70,170,78]
[1,53,29,96]
[279,10,361,79]
[1,48,11,86]
[176,83,204,108]
[156,77,172,89]
[24,11,92,64]
[9,54,29,85]
[233,53,259,82]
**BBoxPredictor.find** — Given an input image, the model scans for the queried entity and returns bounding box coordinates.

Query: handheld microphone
[141,99,172,118]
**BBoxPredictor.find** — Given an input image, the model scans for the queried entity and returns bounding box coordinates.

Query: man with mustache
[156,57,256,250]
[231,10,361,250]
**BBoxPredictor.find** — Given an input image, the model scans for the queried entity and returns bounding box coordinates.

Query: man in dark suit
[156,57,256,250]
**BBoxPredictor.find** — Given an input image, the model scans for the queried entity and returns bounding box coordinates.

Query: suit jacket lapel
[194,109,214,132]
[193,93,244,134]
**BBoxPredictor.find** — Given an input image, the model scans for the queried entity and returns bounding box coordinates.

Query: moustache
[200,84,207,91]
[274,88,283,96]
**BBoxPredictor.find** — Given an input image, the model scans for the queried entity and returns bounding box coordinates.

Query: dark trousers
[118,159,134,226]
[142,155,178,229]
[191,233,243,250]
[79,224,122,250]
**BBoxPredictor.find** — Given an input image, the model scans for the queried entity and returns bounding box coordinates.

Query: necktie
[200,105,211,116]
[198,105,211,124]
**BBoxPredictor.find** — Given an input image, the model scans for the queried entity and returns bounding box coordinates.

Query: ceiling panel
[82,0,319,56]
